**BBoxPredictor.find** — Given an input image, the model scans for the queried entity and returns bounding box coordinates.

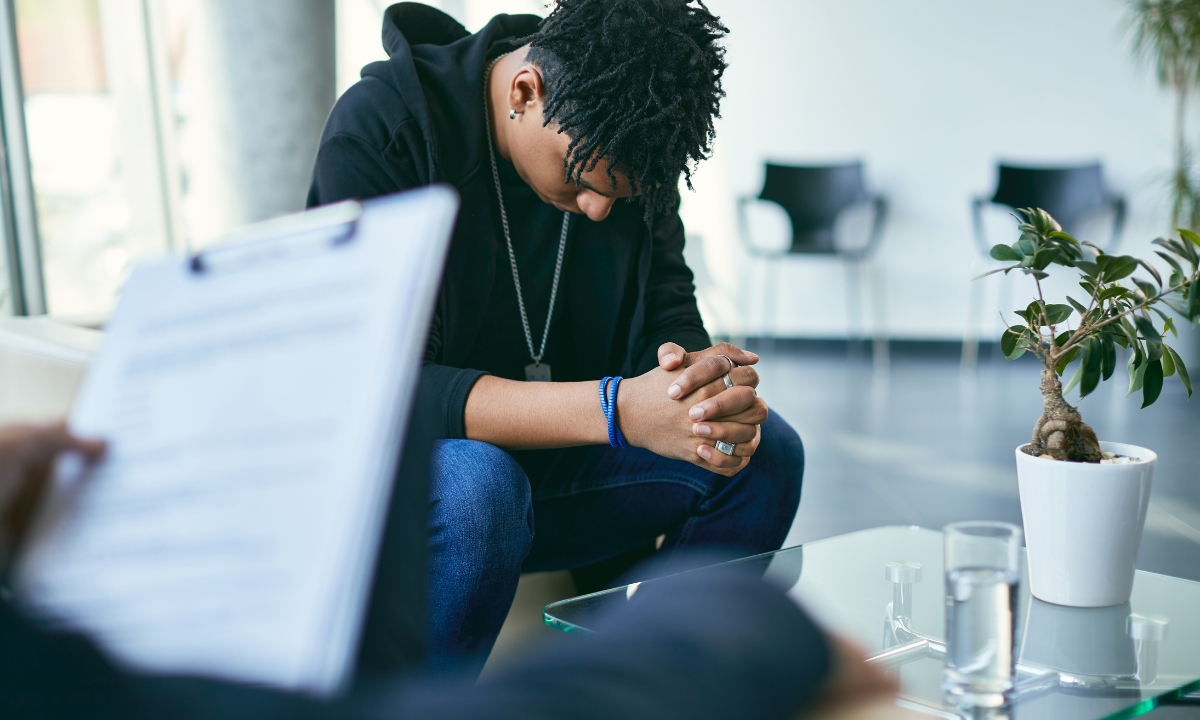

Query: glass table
[544,526,1200,720]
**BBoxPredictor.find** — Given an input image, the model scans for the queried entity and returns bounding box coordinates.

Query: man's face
[503,62,636,222]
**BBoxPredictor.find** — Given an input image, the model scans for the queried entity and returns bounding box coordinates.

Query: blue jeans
[425,411,805,674]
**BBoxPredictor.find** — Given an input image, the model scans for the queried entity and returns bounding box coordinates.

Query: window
[0,0,545,320]
[9,0,176,319]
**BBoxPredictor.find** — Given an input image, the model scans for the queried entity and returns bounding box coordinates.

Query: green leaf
[1162,295,1190,316]
[1080,338,1103,399]
[1101,334,1117,380]
[1165,344,1193,397]
[1044,303,1073,325]
[1066,296,1089,315]
[1063,354,1086,395]
[1136,315,1163,361]
[1180,228,1200,248]
[1056,346,1080,375]
[1001,326,1026,360]
[1162,344,1176,377]
[1189,285,1200,321]
[1016,237,1037,257]
[1098,286,1133,302]
[1164,315,1178,338]
[1033,248,1062,270]
[1153,237,1190,260]
[1100,256,1139,282]
[1133,278,1159,301]
[1120,318,1141,352]
[1142,358,1164,408]
[990,244,1021,262]
[1127,354,1147,397]
[1138,259,1163,286]
[1076,261,1100,279]
[1156,251,1185,279]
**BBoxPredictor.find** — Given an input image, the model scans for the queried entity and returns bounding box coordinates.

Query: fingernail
[693,423,711,436]
[663,353,678,364]
[689,406,704,420]
[668,384,681,398]
[746,352,759,361]
[698,446,712,460]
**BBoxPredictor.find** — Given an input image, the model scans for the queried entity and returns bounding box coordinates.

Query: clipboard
[16,185,459,696]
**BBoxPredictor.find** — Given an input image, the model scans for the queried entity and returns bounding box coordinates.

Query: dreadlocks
[523,0,728,219]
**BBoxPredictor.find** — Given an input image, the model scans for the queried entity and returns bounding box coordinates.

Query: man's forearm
[463,376,609,449]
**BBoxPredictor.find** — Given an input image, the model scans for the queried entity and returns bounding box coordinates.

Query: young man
[308,0,807,672]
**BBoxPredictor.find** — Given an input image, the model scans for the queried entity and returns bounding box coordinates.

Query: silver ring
[717,354,736,372]
[715,440,736,456]
[722,373,733,389]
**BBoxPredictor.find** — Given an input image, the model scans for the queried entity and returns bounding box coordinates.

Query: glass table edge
[540,525,1200,719]
[542,525,933,632]
[1100,678,1200,720]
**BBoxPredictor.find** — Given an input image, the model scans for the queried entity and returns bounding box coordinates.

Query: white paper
[17,186,458,696]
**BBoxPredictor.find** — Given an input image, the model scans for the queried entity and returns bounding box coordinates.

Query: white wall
[341,1,1178,341]
[682,0,1178,340]
[337,0,544,96]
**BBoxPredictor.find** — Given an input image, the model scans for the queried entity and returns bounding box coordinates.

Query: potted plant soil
[984,209,1200,607]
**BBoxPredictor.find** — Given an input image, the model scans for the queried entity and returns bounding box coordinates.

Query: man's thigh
[514,412,805,574]
[513,444,722,573]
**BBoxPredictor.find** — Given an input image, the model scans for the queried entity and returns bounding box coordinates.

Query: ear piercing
[509,109,517,120]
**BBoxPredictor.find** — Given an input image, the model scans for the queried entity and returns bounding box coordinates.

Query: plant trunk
[1027,369,1102,463]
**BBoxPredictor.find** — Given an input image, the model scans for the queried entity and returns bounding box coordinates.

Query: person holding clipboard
[308,0,807,673]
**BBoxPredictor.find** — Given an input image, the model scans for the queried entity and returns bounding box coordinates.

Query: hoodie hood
[363,3,541,184]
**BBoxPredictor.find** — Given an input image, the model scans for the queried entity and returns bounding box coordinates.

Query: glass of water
[943,521,1023,709]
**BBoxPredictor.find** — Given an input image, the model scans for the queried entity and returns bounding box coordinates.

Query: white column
[178,0,335,246]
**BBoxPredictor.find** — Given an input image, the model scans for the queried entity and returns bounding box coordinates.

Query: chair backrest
[990,163,1109,233]
[757,162,867,253]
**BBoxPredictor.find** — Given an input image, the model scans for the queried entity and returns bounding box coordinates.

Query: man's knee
[755,412,805,512]
[430,440,533,566]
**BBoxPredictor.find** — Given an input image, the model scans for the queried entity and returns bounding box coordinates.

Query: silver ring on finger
[715,440,736,456]
[722,373,733,389]
[717,354,737,372]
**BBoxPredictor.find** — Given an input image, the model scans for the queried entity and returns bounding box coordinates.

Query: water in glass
[944,566,1018,706]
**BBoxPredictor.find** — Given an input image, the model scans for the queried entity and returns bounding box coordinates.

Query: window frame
[0,0,45,315]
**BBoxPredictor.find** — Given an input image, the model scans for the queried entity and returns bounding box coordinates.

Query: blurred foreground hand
[0,422,105,559]
[800,634,915,720]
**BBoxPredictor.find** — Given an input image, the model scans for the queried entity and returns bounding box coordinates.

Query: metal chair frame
[963,164,1127,368]
[736,166,888,368]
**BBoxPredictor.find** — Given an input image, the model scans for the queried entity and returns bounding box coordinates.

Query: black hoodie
[308,3,710,440]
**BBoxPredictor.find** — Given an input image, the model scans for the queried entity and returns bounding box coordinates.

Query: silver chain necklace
[484,54,570,382]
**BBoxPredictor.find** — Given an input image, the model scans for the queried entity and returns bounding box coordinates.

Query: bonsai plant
[983,208,1200,607]
[986,208,1200,460]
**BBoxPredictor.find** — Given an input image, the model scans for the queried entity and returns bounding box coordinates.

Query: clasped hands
[618,342,768,476]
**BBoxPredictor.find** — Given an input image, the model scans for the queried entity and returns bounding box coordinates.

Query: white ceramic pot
[1015,441,1156,608]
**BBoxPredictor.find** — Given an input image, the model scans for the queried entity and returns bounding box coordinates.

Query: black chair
[971,163,1126,255]
[963,162,1127,366]
[737,162,888,363]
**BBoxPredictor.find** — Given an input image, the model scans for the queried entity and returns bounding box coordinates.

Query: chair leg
[989,275,1014,362]
[737,254,757,352]
[962,258,984,369]
[762,259,780,354]
[844,260,865,362]
[867,258,889,374]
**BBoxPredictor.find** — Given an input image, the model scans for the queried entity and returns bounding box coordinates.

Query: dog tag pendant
[524,362,552,382]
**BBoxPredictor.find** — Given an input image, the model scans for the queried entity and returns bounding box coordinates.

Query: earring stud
[509,109,517,120]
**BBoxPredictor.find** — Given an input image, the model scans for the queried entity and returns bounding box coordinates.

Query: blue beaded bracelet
[598,376,627,448]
